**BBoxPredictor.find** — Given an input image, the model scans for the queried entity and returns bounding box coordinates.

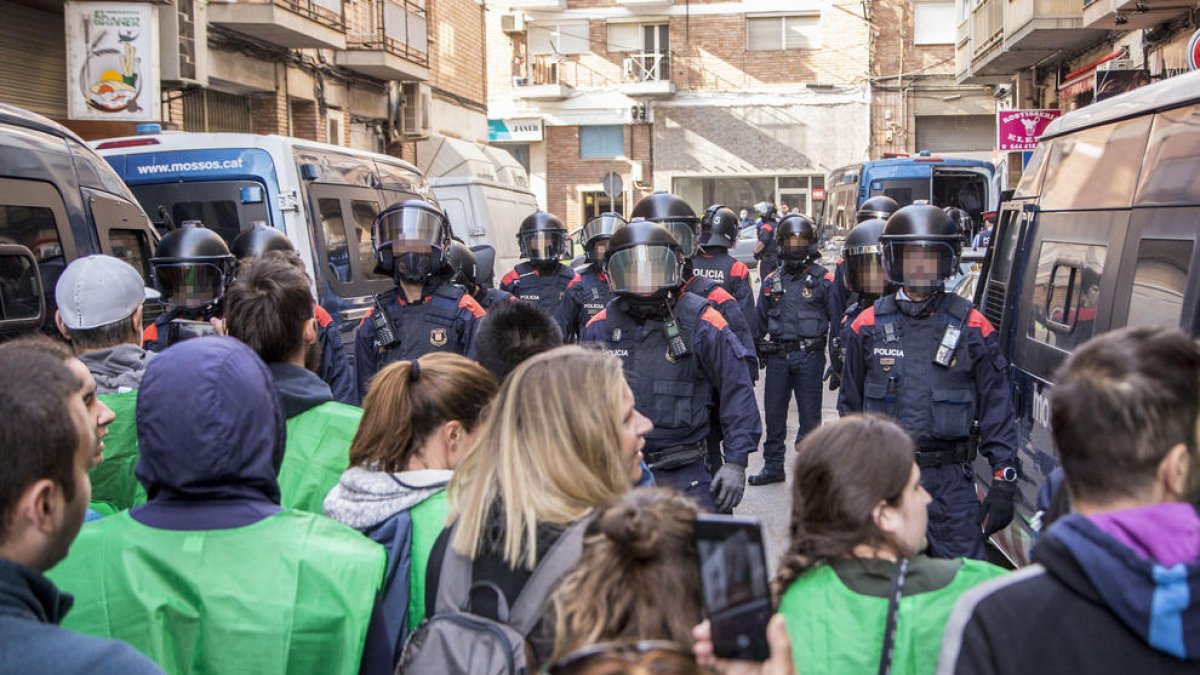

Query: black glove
[710,463,746,513]
[979,480,1017,537]
[829,374,841,391]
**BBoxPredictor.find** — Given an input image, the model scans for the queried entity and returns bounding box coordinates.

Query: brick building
[485,0,872,229]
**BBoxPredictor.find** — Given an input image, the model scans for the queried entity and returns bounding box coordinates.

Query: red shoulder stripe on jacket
[730,261,749,278]
[568,275,581,288]
[357,306,375,330]
[824,271,835,283]
[700,307,729,331]
[500,269,519,286]
[967,309,995,339]
[142,323,157,344]
[585,309,607,329]
[313,304,334,328]
[709,287,735,305]
[459,294,486,319]
[850,306,876,335]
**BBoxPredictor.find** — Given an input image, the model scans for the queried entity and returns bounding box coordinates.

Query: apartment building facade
[1,0,488,159]
[485,0,872,229]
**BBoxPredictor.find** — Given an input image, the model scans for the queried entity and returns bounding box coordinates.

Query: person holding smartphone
[772,414,1006,675]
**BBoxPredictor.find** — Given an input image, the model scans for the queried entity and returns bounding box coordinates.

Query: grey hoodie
[78,344,155,394]
[323,467,452,531]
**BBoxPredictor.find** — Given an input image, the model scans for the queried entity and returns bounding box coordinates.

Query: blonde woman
[422,345,653,667]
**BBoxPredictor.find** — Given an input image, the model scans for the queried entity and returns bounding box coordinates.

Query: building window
[746,15,821,51]
[579,126,624,160]
[914,1,956,45]
[529,22,590,55]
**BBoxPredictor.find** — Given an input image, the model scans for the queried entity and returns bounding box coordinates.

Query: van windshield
[131,181,271,245]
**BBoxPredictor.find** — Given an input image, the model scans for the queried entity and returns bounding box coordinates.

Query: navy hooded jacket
[939,512,1200,674]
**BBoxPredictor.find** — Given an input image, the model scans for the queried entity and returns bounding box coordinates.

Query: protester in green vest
[324,351,497,663]
[47,336,391,675]
[225,251,361,514]
[52,255,157,514]
[773,414,1007,675]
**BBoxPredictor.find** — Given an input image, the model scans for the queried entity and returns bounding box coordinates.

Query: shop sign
[65,2,160,121]
[488,118,544,143]
[996,110,1061,152]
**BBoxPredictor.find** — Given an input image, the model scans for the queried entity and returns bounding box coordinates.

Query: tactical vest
[685,275,756,359]
[762,264,833,341]
[508,261,574,318]
[759,218,780,262]
[778,559,1005,675]
[601,293,714,459]
[479,287,514,310]
[278,401,362,515]
[571,267,613,326]
[89,391,146,515]
[861,294,978,447]
[373,282,470,365]
[690,253,736,288]
[50,510,386,675]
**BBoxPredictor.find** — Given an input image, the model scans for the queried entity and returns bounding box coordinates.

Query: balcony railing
[276,0,344,30]
[623,52,670,82]
[208,0,346,49]
[971,0,1003,57]
[346,0,428,67]
[528,54,561,86]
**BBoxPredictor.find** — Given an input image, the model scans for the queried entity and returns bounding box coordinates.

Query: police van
[975,69,1200,565]
[0,103,159,339]
[822,154,1004,238]
[94,131,440,356]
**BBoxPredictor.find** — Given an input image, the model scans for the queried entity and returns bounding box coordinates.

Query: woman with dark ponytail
[774,414,1006,675]
[323,352,497,664]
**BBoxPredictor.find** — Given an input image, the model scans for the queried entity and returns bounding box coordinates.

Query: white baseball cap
[55,255,161,330]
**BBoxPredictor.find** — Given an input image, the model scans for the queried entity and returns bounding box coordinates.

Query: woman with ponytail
[323,352,497,663]
[773,414,1006,675]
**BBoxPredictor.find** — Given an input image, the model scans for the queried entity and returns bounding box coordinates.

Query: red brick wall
[251,92,288,136]
[289,99,325,143]
[431,0,487,109]
[545,124,653,229]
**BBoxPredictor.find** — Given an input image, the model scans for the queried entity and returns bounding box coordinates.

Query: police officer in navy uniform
[354,199,485,399]
[448,240,515,311]
[841,204,1018,560]
[832,195,903,316]
[750,214,842,486]
[943,206,975,247]
[581,219,761,513]
[143,221,236,352]
[693,205,756,325]
[752,201,780,279]
[831,218,891,406]
[561,212,622,341]
[499,211,578,329]
[230,222,357,405]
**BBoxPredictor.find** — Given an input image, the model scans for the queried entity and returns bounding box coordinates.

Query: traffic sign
[602,171,623,198]
[1188,29,1200,71]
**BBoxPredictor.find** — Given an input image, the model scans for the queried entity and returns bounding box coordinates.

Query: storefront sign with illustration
[996,109,1061,152]
[65,2,159,121]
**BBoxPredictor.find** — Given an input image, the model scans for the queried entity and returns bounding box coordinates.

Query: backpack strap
[432,522,475,615]
[506,514,592,636]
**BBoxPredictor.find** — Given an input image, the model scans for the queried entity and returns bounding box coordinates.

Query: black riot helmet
[700,205,740,249]
[603,218,684,300]
[753,201,777,220]
[880,204,961,293]
[447,240,479,292]
[580,212,625,264]
[372,199,453,284]
[630,192,701,258]
[516,211,568,264]
[942,206,974,245]
[842,218,889,296]
[857,195,901,223]
[776,214,820,265]
[150,220,236,314]
[230,221,295,260]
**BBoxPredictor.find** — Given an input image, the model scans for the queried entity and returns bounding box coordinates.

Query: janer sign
[996,109,1061,152]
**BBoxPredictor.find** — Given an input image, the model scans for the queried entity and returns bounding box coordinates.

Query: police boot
[748,466,785,486]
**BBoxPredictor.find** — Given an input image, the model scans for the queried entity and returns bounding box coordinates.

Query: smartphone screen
[694,514,772,661]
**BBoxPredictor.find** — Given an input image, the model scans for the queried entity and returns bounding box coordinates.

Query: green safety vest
[49,509,386,675]
[778,557,1006,675]
[407,489,449,628]
[278,401,361,514]
[89,391,146,515]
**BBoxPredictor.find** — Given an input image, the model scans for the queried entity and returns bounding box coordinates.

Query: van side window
[107,229,153,280]
[318,198,352,284]
[1126,238,1193,329]
[0,179,74,322]
[90,192,155,281]
[1028,241,1106,352]
[1136,104,1200,206]
[1037,116,1151,210]
[350,200,385,281]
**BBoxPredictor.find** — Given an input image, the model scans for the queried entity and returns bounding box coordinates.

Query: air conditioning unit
[1099,58,1133,71]
[400,82,432,138]
[159,0,209,86]
[500,13,526,34]
[629,160,644,183]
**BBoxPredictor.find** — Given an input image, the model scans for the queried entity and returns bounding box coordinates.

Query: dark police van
[976,70,1200,564]
[0,104,159,339]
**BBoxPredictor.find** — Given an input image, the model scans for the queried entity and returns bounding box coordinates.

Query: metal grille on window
[182,89,253,133]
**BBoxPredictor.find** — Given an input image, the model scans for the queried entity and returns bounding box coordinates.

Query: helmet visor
[779,232,815,259]
[882,240,957,287]
[582,215,623,245]
[658,219,699,257]
[606,245,682,295]
[843,245,886,294]
[375,208,446,250]
[519,230,565,260]
[153,262,226,309]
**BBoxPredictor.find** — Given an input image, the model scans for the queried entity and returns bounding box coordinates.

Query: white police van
[975,69,1200,565]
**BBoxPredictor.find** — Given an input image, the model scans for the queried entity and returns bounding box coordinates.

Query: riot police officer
[841,204,1018,560]
[856,195,901,223]
[499,211,578,328]
[943,206,975,247]
[143,220,236,351]
[751,214,842,485]
[354,199,485,399]
[580,220,761,513]
[561,212,622,341]
[230,222,357,405]
[693,205,756,324]
[832,218,891,410]
[752,201,780,279]
[448,240,515,310]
